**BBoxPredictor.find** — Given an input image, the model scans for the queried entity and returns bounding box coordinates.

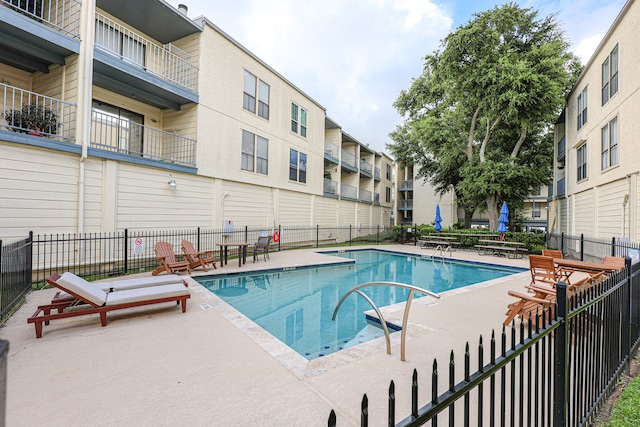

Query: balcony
[397,199,413,210]
[340,183,357,201]
[90,109,196,168]
[341,150,358,173]
[374,193,380,205]
[1,83,76,142]
[324,141,339,164]
[93,12,199,110]
[557,178,566,198]
[374,167,381,181]
[359,189,372,203]
[399,180,413,191]
[0,0,81,74]
[359,159,372,178]
[323,178,338,197]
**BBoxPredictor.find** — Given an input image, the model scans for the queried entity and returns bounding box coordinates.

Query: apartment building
[551,0,638,240]
[0,0,394,241]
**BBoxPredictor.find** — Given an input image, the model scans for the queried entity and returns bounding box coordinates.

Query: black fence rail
[547,232,638,262]
[0,233,32,323]
[0,225,393,323]
[328,258,640,426]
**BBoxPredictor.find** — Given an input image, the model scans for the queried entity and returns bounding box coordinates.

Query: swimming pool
[195,249,523,360]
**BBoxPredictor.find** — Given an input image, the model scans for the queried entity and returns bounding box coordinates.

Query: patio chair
[181,239,217,272]
[529,255,572,286]
[28,272,190,338]
[152,241,191,276]
[602,255,626,271]
[253,235,272,262]
[542,249,564,259]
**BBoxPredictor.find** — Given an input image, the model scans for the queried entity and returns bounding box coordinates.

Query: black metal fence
[0,225,394,324]
[547,232,638,262]
[0,233,32,323]
[328,258,640,426]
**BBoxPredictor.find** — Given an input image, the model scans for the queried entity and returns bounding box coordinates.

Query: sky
[167,0,628,153]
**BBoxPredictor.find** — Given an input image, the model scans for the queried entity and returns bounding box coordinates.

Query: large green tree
[388,3,581,230]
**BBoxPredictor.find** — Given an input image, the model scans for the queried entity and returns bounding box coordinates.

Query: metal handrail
[332,281,440,361]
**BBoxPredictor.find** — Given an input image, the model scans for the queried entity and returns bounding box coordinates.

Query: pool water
[195,249,522,360]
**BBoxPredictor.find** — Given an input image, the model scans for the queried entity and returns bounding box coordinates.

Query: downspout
[75,0,96,234]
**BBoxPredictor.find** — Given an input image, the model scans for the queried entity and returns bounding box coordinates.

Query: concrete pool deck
[3,245,559,426]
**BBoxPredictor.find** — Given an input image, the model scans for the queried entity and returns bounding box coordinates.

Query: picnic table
[553,258,623,274]
[475,239,527,259]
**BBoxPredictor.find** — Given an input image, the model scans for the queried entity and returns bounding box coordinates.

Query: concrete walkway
[2,245,537,426]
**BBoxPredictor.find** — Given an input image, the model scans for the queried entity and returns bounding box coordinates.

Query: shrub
[4,104,58,135]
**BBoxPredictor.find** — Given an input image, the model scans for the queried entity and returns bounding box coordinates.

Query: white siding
[597,179,629,238]
[279,190,312,226]
[221,182,274,227]
[313,197,338,226]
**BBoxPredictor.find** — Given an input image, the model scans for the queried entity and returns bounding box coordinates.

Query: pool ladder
[332,282,440,361]
[432,244,452,258]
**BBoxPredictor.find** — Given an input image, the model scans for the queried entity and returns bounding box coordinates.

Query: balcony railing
[1,83,76,141]
[399,180,413,191]
[324,141,339,161]
[323,178,338,196]
[374,167,381,181]
[360,159,372,176]
[359,189,372,202]
[374,193,380,205]
[398,199,413,209]
[558,136,566,161]
[95,12,199,92]
[1,0,81,38]
[341,150,357,169]
[90,109,196,167]
[557,177,566,197]
[340,183,357,200]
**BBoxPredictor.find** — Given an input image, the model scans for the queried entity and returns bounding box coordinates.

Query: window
[95,21,145,68]
[601,117,618,170]
[243,70,270,119]
[532,202,541,218]
[91,100,144,155]
[289,149,307,183]
[602,45,619,105]
[385,187,391,203]
[577,143,587,181]
[577,87,588,130]
[386,164,391,180]
[291,102,307,137]
[241,130,268,175]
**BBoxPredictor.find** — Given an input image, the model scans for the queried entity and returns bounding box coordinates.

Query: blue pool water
[195,249,523,360]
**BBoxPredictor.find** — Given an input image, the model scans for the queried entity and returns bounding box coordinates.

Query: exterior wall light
[168,179,177,188]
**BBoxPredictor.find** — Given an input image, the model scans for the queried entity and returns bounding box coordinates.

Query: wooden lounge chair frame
[529,255,572,286]
[181,239,217,272]
[253,235,272,262]
[542,249,564,259]
[152,241,191,276]
[28,273,190,338]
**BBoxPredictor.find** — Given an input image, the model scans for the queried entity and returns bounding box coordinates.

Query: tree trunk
[464,210,473,228]
[486,195,500,231]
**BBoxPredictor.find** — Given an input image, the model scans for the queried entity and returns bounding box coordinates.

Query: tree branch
[510,127,527,159]
[466,106,481,161]
[479,115,502,163]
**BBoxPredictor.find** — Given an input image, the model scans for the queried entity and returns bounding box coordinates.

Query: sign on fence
[133,237,144,255]
[630,247,640,264]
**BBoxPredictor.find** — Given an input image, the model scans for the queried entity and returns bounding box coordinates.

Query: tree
[388,3,581,230]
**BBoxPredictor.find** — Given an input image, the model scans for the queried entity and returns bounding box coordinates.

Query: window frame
[243,70,270,119]
[602,44,619,105]
[241,129,269,175]
[289,148,307,183]
[601,117,619,171]
[291,102,308,138]
[577,143,587,181]
[577,86,588,130]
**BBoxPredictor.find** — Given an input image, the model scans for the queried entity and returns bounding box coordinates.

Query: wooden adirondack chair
[529,255,572,286]
[541,249,564,259]
[181,239,217,271]
[152,241,191,276]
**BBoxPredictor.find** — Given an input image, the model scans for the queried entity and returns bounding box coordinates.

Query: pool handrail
[332,281,440,361]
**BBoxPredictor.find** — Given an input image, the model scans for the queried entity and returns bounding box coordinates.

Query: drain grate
[200,304,212,310]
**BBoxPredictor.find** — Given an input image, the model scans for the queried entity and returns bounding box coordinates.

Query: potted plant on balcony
[7,0,43,21]
[4,104,58,136]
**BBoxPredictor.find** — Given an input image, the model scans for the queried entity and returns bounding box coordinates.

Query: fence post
[278,225,282,251]
[624,257,632,375]
[349,225,352,246]
[26,231,33,286]
[377,225,380,245]
[580,234,584,261]
[553,281,569,426]
[244,226,248,243]
[197,227,201,251]
[561,232,564,254]
[414,223,417,246]
[316,225,319,248]
[612,237,616,256]
[124,228,129,274]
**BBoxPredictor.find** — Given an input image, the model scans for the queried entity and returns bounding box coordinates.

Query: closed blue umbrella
[434,204,442,231]
[498,202,509,235]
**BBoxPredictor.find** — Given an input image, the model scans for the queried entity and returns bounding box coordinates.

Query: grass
[595,354,640,426]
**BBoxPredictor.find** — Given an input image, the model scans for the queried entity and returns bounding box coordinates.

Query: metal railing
[329,259,640,426]
[1,0,81,38]
[1,83,76,141]
[95,12,199,92]
[398,199,413,209]
[399,180,413,191]
[359,188,372,202]
[374,167,381,181]
[341,149,357,168]
[360,159,372,175]
[0,234,32,323]
[323,178,338,196]
[340,183,357,200]
[324,140,339,160]
[547,232,636,263]
[90,109,196,167]
[374,193,380,205]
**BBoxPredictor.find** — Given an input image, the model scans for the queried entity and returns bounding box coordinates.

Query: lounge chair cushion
[105,283,190,306]
[57,272,108,306]
[55,274,185,300]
